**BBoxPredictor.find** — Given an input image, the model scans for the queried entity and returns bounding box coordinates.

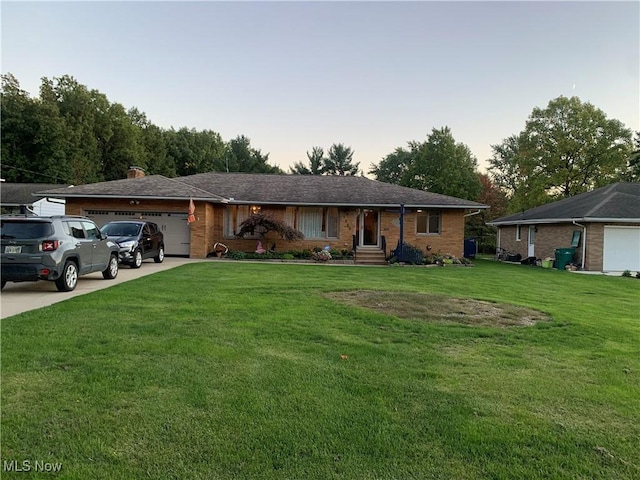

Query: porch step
[354,248,387,265]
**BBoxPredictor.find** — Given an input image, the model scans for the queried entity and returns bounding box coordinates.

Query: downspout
[399,204,405,260]
[572,220,587,270]
[463,209,482,257]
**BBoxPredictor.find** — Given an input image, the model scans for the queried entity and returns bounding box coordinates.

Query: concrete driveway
[0,257,203,319]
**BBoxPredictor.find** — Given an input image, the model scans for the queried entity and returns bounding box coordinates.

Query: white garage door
[86,210,191,256]
[603,226,640,272]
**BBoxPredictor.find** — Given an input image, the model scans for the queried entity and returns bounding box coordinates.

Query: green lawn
[2,261,639,479]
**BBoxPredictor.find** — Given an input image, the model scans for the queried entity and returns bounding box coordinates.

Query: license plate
[4,246,22,254]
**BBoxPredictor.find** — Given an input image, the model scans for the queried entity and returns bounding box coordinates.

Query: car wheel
[131,249,143,269]
[102,254,119,279]
[154,246,165,263]
[55,260,78,292]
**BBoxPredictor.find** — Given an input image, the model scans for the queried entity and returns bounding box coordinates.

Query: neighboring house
[0,182,67,216]
[37,168,488,262]
[488,182,640,272]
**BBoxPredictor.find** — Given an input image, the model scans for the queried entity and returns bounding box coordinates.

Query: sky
[1,1,638,174]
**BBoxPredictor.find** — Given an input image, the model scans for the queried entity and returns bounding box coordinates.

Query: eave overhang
[488,217,640,226]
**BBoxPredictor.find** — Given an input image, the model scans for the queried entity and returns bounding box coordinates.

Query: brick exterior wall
[212,206,466,258]
[381,208,466,257]
[497,222,640,271]
[67,198,469,259]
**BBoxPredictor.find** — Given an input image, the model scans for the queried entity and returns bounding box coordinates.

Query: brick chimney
[127,166,145,179]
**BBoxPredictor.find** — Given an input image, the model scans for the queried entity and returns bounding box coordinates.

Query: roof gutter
[225,200,488,209]
[35,194,228,203]
[464,209,482,217]
[488,217,640,226]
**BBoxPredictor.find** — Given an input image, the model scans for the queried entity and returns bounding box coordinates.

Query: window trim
[286,207,339,240]
[223,205,263,239]
[416,210,441,235]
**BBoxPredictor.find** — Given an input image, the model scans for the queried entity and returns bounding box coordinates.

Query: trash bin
[554,248,575,270]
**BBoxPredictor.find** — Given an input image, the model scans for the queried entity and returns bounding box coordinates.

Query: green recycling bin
[555,248,575,270]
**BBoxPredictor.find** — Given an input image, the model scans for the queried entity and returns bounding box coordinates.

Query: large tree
[489,96,633,210]
[620,131,640,182]
[1,72,282,184]
[41,75,108,183]
[1,74,70,183]
[369,127,482,201]
[224,135,282,174]
[290,146,325,175]
[128,107,176,177]
[487,134,550,212]
[324,143,360,176]
[465,173,509,253]
[166,128,227,176]
[369,147,414,185]
[408,127,482,200]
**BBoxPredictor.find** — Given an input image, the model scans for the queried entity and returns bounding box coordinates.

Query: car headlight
[118,240,137,251]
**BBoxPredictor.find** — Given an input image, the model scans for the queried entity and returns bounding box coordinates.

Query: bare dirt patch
[325,290,551,327]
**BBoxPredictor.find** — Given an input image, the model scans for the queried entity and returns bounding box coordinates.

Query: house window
[416,210,440,235]
[224,205,260,238]
[516,225,522,241]
[286,207,339,239]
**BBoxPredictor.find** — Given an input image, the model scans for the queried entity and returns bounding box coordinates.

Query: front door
[359,209,380,247]
[528,226,536,257]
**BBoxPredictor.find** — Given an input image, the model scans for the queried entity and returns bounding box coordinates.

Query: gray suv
[1,215,120,292]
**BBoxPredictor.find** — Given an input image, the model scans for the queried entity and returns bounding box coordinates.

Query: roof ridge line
[584,189,618,217]
[167,176,228,201]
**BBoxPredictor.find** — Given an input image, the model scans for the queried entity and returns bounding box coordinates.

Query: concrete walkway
[1,257,203,319]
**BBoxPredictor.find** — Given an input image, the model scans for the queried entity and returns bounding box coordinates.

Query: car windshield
[101,223,141,237]
[1,220,54,239]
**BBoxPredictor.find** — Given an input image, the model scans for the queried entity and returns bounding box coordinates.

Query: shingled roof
[37,175,225,202]
[37,173,487,209]
[180,173,486,208]
[1,183,68,206]
[488,182,640,225]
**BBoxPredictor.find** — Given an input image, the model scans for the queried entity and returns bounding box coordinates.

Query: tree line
[1,74,280,185]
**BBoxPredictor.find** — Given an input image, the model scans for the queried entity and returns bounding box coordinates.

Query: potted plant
[213,242,228,258]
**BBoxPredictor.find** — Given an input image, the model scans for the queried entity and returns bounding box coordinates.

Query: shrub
[229,251,246,260]
[622,270,632,277]
[393,242,424,265]
[424,253,444,265]
[288,250,311,259]
[283,253,294,260]
[236,213,304,241]
[311,250,332,262]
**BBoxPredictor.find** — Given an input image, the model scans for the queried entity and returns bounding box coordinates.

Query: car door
[81,220,110,272]
[148,223,162,257]
[65,220,94,274]
[141,223,154,259]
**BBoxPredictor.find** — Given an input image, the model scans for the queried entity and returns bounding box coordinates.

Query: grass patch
[1,260,639,479]
[325,290,550,327]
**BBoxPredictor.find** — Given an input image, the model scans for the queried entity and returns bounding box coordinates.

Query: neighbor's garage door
[603,226,640,272]
[86,210,191,256]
